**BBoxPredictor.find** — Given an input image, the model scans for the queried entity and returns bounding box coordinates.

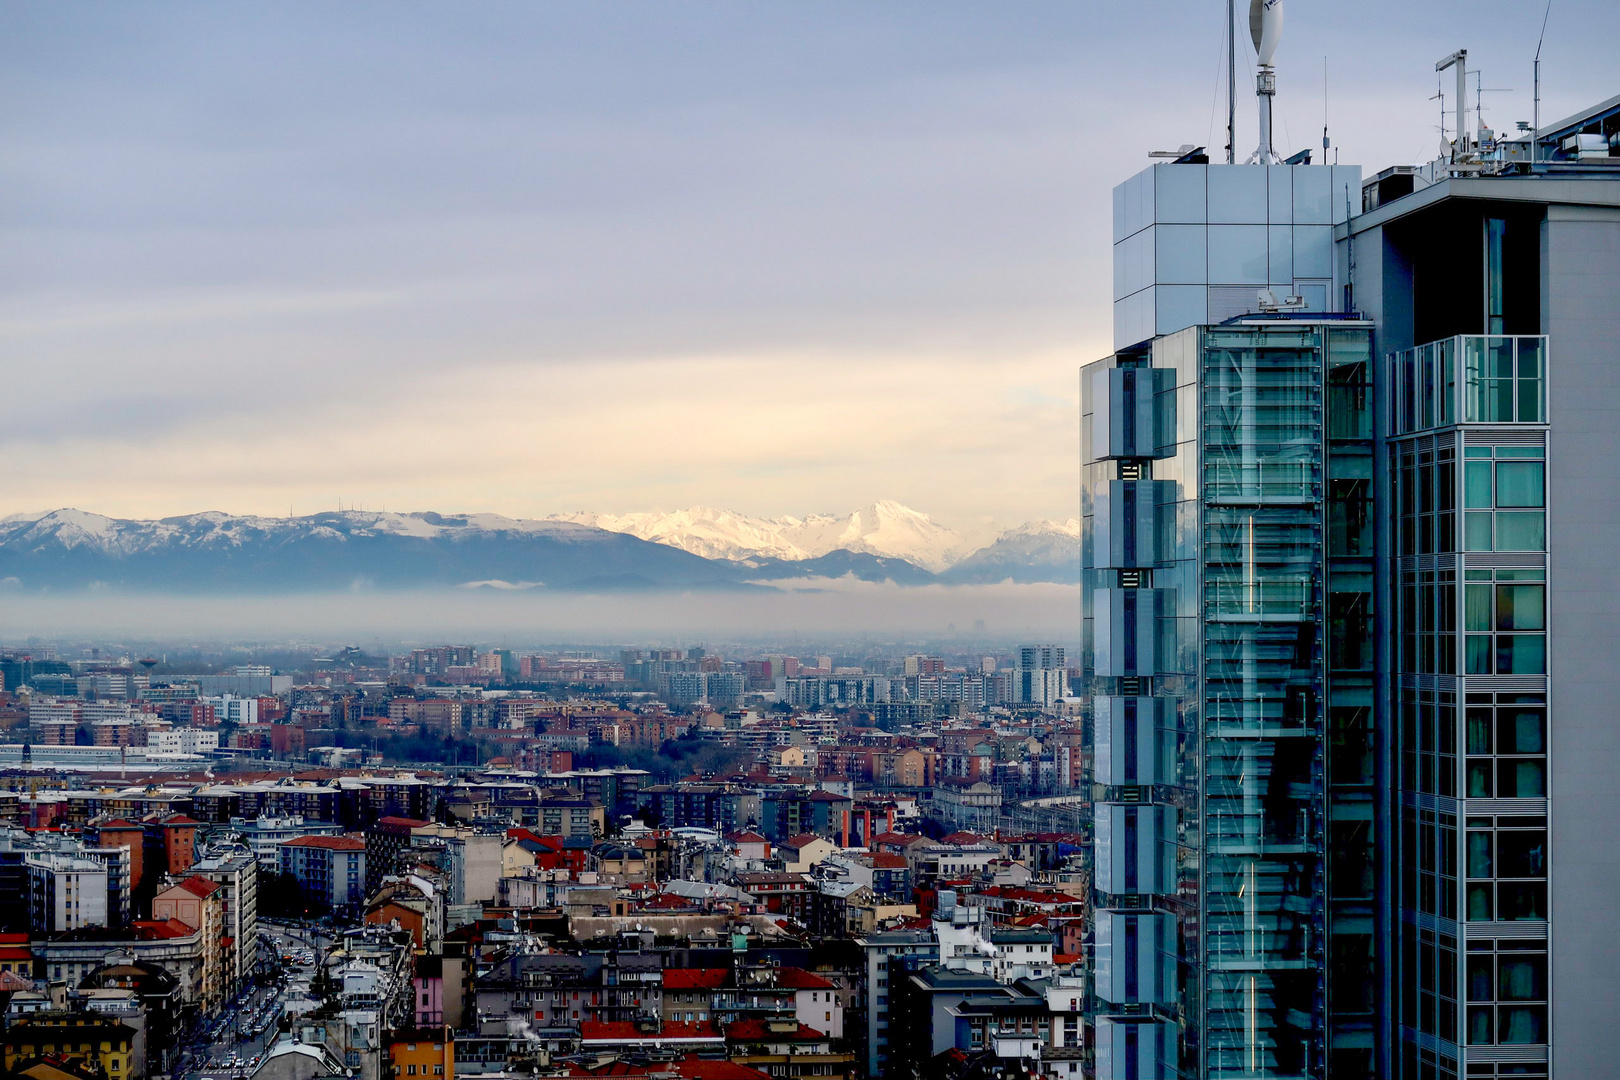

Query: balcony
[1390,335,1547,435]
[1205,577,1314,621]
[991,1035,1044,1060]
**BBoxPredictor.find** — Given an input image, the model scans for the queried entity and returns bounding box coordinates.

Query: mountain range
[0,504,1079,593]
[554,500,982,572]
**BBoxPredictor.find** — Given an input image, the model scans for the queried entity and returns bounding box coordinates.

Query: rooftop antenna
[1245,0,1284,164]
[1533,0,1552,163]
[1226,0,1237,163]
[1472,72,1514,148]
[1436,50,1469,162]
[1322,56,1331,160]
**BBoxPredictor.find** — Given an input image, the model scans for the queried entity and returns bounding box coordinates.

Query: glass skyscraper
[1082,92,1620,1080]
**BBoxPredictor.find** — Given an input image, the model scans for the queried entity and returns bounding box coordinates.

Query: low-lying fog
[0,578,1080,647]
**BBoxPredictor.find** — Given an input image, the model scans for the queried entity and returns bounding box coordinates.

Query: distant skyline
[4,1,1616,533]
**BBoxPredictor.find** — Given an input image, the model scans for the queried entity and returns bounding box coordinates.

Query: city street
[175,920,332,1080]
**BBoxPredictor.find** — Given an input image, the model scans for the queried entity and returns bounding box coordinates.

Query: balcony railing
[1205,578,1314,620]
[1390,335,1547,435]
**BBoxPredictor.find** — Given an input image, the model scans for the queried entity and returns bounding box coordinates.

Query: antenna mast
[1245,0,1285,164]
[1436,50,1469,161]
[1227,0,1237,163]
[1533,0,1552,164]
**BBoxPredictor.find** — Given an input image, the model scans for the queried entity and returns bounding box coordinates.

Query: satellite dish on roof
[1249,0,1283,66]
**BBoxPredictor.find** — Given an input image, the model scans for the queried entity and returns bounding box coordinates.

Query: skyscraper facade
[1083,93,1620,1080]
[1019,644,1069,705]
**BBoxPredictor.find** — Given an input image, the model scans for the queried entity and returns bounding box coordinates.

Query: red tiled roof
[782,834,827,849]
[636,893,695,911]
[724,1019,828,1041]
[974,885,1083,904]
[580,1021,722,1043]
[663,968,729,990]
[725,831,768,844]
[283,835,365,851]
[170,876,221,898]
[866,854,908,869]
[668,1062,770,1080]
[507,828,568,853]
[375,816,430,828]
[132,918,195,940]
[549,1054,768,1080]
[772,967,835,990]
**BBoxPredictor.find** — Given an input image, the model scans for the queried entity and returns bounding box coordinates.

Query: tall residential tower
[1081,85,1620,1080]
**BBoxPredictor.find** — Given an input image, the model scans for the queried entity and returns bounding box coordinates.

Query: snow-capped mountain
[0,508,739,593]
[940,519,1082,585]
[551,506,813,563]
[553,500,976,573]
[0,506,1079,592]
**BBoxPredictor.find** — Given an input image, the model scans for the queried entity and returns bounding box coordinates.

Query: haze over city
[3,7,1620,1079]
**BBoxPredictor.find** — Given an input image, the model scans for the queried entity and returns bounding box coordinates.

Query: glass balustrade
[1390,336,1547,434]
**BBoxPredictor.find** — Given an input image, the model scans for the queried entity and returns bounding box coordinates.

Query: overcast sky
[3,1,1615,533]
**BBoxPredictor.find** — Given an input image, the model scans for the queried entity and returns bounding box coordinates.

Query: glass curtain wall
[1387,333,1551,1080]
[1325,329,1378,1076]
[1199,325,1333,1078]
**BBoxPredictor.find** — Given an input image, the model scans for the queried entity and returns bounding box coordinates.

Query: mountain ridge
[0,506,1078,592]
[551,499,984,572]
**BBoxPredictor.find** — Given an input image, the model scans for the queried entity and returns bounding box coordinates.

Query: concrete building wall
[1545,206,1620,1078]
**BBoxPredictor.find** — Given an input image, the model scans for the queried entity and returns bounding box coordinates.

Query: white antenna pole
[1533,0,1552,164]
[1227,0,1237,163]
[1457,51,1468,156]
[1322,55,1329,156]
[1246,0,1284,164]
[1435,51,1468,161]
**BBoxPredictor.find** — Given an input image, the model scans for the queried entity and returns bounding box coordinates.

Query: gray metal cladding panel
[1095,480,1175,568]
[1092,367,1177,460]
[1094,588,1175,677]
[1094,696,1175,786]
[1094,1016,1176,1080]
[1094,803,1174,896]
[1546,210,1620,1079]
[1095,910,1174,1005]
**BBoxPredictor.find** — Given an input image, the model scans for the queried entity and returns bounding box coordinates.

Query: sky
[3,0,1616,536]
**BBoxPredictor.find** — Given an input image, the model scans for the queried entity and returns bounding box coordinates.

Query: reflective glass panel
[1207,165,1268,223]
[1498,710,1545,754]
[1293,225,1332,278]
[1465,463,1493,508]
[1495,585,1544,630]
[1208,225,1269,284]
[1496,636,1545,675]
[1495,462,1544,507]
[1494,513,1544,551]
[1155,225,1207,284]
